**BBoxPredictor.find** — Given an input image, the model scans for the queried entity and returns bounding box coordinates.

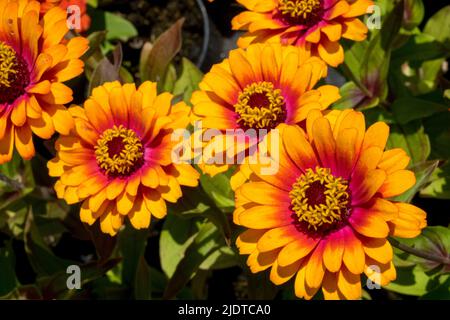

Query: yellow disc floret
[279,0,322,19]
[290,167,350,231]
[234,81,286,130]
[95,125,144,177]
[0,42,18,88]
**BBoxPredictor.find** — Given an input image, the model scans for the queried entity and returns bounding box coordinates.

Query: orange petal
[247,248,279,273]
[238,205,292,229]
[388,203,427,238]
[335,128,358,178]
[277,234,319,267]
[351,169,386,206]
[143,189,167,219]
[378,149,411,174]
[317,39,344,67]
[323,231,345,272]
[257,225,298,252]
[270,258,302,285]
[362,122,389,151]
[349,207,390,238]
[236,229,267,255]
[312,117,336,170]
[128,198,151,230]
[322,271,345,300]
[283,125,319,171]
[305,241,326,289]
[342,227,366,274]
[362,237,393,265]
[11,99,27,126]
[379,170,415,198]
[337,267,362,300]
[14,125,35,160]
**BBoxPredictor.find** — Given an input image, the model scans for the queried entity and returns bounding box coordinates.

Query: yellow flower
[0,0,88,164]
[48,81,200,236]
[232,0,373,67]
[234,109,427,300]
[191,43,340,182]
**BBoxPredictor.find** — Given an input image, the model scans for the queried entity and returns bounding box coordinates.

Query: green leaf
[420,277,450,299]
[0,242,18,296]
[118,225,149,299]
[341,40,368,83]
[394,226,450,275]
[88,44,123,94]
[360,1,404,103]
[89,10,138,42]
[87,0,98,7]
[173,58,204,104]
[0,152,34,201]
[163,222,222,299]
[200,170,235,212]
[134,255,152,300]
[160,64,177,93]
[168,185,232,243]
[386,120,430,164]
[82,31,107,80]
[24,209,76,276]
[424,111,450,159]
[199,246,238,270]
[4,200,29,237]
[160,214,200,278]
[393,33,448,63]
[385,265,448,296]
[402,0,424,30]
[139,18,184,87]
[332,82,366,110]
[424,5,450,51]
[391,97,448,124]
[420,162,450,199]
[36,259,120,299]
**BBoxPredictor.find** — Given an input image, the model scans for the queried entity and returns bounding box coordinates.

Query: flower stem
[389,237,450,266]
[0,172,23,191]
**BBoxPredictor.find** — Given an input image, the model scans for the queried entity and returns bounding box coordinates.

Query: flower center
[278,0,323,26]
[95,125,144,178]
[289,167,350,233]
[234,81,286,130]
[0,41,30,105]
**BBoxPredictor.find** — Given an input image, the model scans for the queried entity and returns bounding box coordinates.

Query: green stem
[0,172,23,191]
[341,62,373,98]
[389,237,450,266]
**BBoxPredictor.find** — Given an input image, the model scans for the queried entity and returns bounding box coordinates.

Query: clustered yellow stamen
[234,81,286,129]
[279,0,321,19]
[95,125,144,177]
[289,167,349,230]
[0,42,18,88]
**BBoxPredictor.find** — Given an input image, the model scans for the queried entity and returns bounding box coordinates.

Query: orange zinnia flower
[0,0,88,164]
[191,43,340,180]
[232,0,373,67]
[48,81,200,236]
[234,109,427,299]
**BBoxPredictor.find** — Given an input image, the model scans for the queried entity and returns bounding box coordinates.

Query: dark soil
[99,0,205,76]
